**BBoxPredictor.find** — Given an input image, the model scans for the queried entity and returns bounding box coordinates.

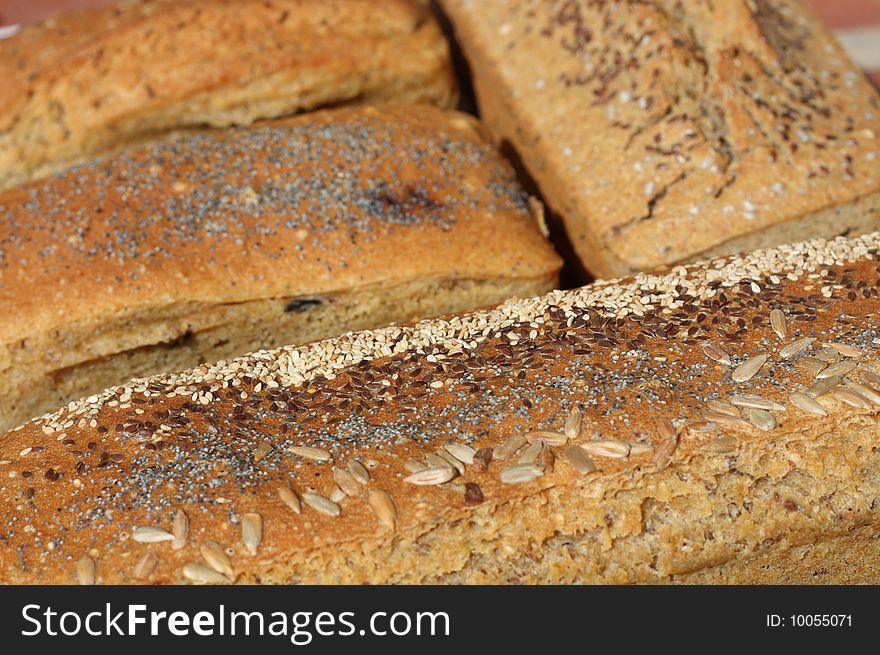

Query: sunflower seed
[172,509,188,551]
[132,552,157,580]
[500,463,544,484]
[183,563,230,584]
[445,443,476,465]
[241,513,262,556]
[518,441,543,464]
[706,399,741,417]
[732,354,768,382]
[564,445,595,474]
[788,392,827,416]
[436,445,473,475]
[656,418,676,440]
[347,460,370,485]
[861,369,880,391]
[302,491,342,517]
[795,357,827,375]
[842,381,880,406]
[729,395,786,412]
[705,435,738,454]
[404,459,427,474]
[278,485,302,513]
[253,442,273,463]
[816,360,857,379]
[701,411,750,427]
[702,343,732,366]
[745,407,776,431]
[580,440,631,458]
[626,441,652,456]
[425,453,449,468]
[814,347,840,363]
[769,309,787,339]
[831,387,872,410]
[332,467,361,497]
[823,342,865,358]
[524,430,568,447]
[564,406,583,439]
[328,485,347,503]
[805,376,842,398]
[368,489,397,531]
[494,434,527,460]
[132,526,174,544]
[779,337,815,359]
[200,541,234,578]
[652,432,679,468]
[76,556,95,585]
[404,466,455,486]
[687,420,718,433]
[289,446,331,462]
[433,450,465,476]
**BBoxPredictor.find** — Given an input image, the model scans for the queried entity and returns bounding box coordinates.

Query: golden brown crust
[0,104,561,430]
[0,0,457,190]
[3,231,880,584]
[440,0,880,277]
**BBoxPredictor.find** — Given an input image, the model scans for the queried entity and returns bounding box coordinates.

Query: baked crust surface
[0,0,457,190]
[0,105,560,431]
[3,232,880,584]
[441,0,880,277]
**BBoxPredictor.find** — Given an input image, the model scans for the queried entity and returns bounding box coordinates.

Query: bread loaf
[0,104,561,433]
[440,0,880,278]
[0,0,456,191]
[4,231,880,584]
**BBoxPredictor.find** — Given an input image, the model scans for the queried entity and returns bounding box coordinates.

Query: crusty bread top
[3,230,880,583]
[0,0,456,190]
[441,0,880,275]
[0,105,559,356]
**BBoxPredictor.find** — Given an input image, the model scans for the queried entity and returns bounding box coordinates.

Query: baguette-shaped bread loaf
[0,105,560,432]
[4,232,880,584]
[0,0,456,191]
[440,0,880,278]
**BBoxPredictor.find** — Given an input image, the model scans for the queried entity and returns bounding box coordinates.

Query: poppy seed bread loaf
[3,232,880,584]
[0,105,561,432]
[440,0,880,278]
[0,0,456,191]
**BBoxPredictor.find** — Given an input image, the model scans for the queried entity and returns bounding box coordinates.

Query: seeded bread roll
[0,104,561,433]
[439,0,880,278]
[0,0,457,192]
[5,232,880,584]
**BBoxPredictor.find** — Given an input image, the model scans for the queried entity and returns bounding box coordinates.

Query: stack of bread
[0,0,878,584]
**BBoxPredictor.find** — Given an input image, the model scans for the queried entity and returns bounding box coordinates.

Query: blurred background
[0,0,877,87]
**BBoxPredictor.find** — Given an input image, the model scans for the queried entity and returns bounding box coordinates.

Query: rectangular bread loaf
[0,0,456,191]
[440,0,880,278]
[0,104,561,432]
[3,231,880,584]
